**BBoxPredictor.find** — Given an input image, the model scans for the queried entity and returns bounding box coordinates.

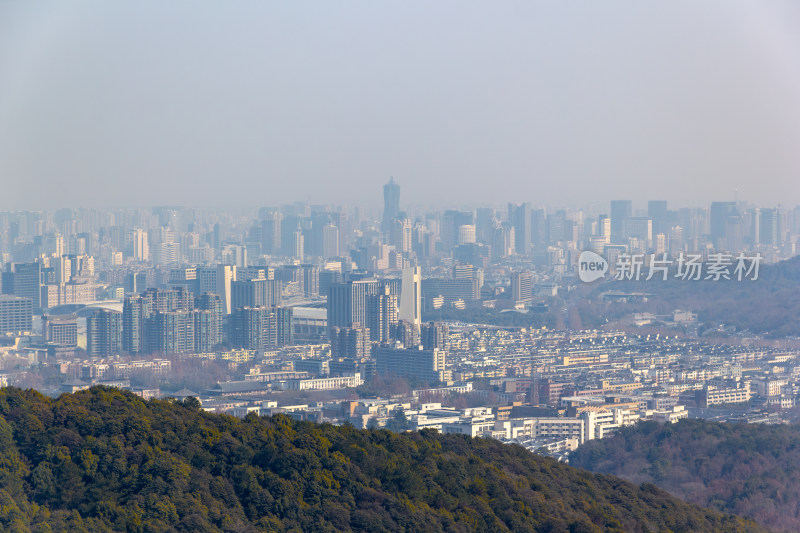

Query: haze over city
[2,1,800,209]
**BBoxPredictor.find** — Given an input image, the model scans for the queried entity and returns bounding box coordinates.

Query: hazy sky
[2,1,800,211]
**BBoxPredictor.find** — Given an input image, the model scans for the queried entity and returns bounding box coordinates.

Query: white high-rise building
[216,265,237,315]
[399,266,421,328]
[132,229,149,262]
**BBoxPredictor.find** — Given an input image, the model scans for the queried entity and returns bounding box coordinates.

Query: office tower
[760,208,780,247]
[545,211,567,245]
[508,202,530,254]
[280,215,300,256]
[725,209,744,252]
[122,295,149,355]
[195,293,223,348]
[213,223,223,252]
[327,278,379,339]
[382,177,400,235]
[441,210,474,252]
[321,224,340,258]
[531,209,546,249]
[648,201,669,235]
[398,266,421,329]
[474,208,494,243]
[610,200,632,244]
[375,346,447,383]
[43,314,78,347]
[132,229,149,262]
[0,295,33,334]
[710,201,737,244]
[421,321,450,351]
[8,262,42,309]
[86,309,123,358]
[511,271,534,304]
[668,226,684,256]
[260,212,281,255]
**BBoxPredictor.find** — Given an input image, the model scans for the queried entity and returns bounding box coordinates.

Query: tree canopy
[0,387,765,532]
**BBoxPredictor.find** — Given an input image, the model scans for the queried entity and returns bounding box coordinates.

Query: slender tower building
[382,177,400,236]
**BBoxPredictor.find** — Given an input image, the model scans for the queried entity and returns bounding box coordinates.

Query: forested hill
[0,388,764,533]
[570,419,800,532]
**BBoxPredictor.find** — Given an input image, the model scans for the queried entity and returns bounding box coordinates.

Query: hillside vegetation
[571,419,800,532]
[0,387,765,532]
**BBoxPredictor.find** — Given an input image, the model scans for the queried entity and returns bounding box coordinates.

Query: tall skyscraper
[759,208,780,247]
[131,228,149,262]
[382,177,400,235]
[9,262,42,309]
[217,265,236,314]
[647,200,669,235]
[531,209,546,249]
[508,202,530,254]
[710,201,737,244]
[260,211,281,255]
[610,201,632,244]
[398,266,421,329]
[327,278,379,337]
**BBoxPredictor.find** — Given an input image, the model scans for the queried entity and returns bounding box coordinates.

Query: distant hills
[571,418,800,532]
[0,387,764,532]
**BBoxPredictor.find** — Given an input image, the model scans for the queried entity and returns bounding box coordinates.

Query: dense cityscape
[5,2,800,531]
[0,180,799,465]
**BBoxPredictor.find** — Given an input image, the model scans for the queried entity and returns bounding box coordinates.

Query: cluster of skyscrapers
[0,181,799,385]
